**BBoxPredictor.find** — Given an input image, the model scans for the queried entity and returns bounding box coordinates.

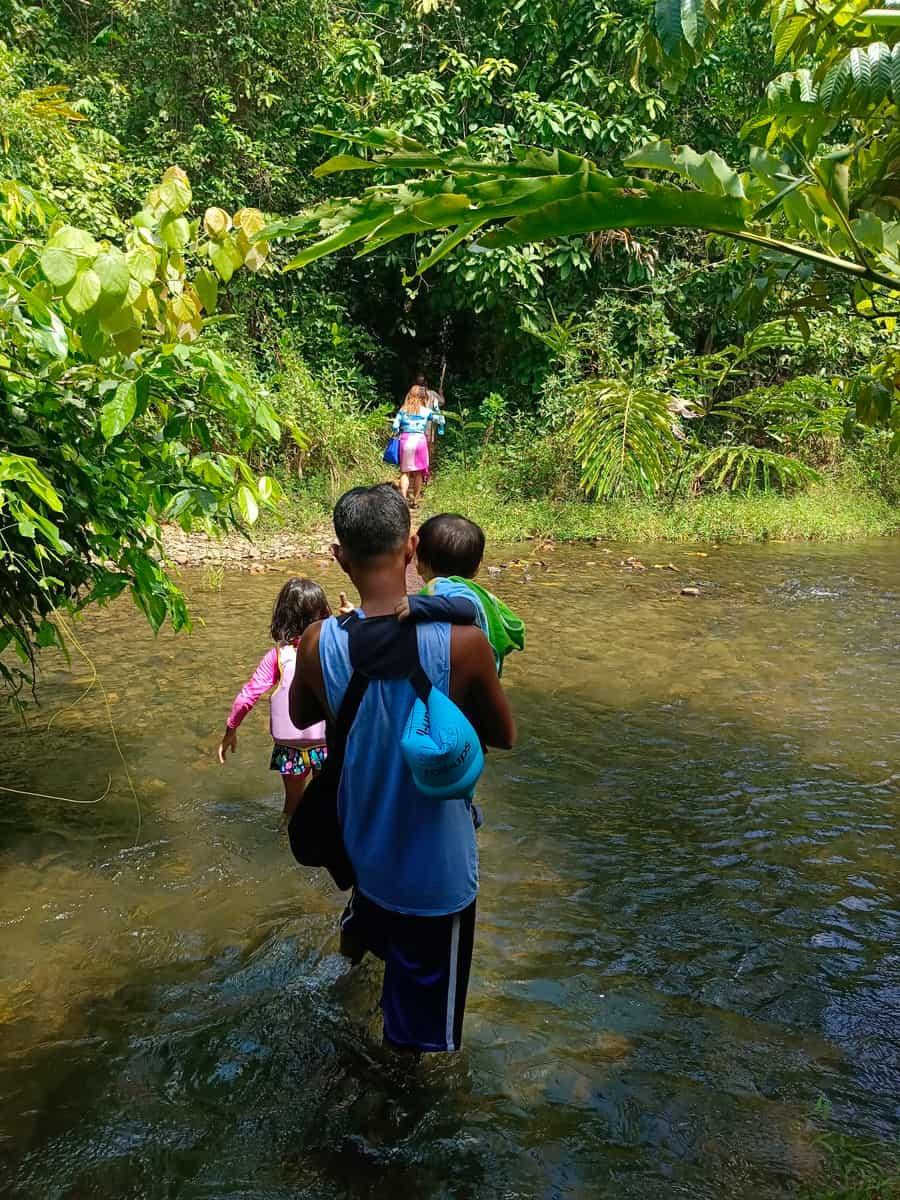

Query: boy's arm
[288,621,329,728]
[398,593,478,625]
[449,626,516,750]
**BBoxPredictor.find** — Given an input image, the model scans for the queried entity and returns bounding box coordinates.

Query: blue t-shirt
[392,409,442,436]
[318,614,478,916]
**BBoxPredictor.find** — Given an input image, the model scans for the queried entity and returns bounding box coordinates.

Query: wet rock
[681,586,701,597]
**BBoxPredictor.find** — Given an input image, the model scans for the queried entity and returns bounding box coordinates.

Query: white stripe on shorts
[445,913,461,1051]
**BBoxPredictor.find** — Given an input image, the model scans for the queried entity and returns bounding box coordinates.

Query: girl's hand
[218,727,238,763]
[338,591,354,615]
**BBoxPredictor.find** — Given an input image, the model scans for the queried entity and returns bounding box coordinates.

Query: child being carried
[395,512,525,674]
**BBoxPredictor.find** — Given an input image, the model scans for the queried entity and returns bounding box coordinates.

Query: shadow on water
[1,542,899,1197]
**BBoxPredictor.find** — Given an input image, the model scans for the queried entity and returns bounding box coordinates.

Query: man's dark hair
[414,373,427,386]
[416,513,485,579]
[334,484,411,561]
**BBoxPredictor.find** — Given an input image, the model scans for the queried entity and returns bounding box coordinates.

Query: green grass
[262,467,900,546]
[426,470,900,543]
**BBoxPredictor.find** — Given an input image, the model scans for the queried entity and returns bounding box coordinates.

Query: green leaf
[100,380,137,440]
[126,246,157,286]
[862,8,900,25]
[480,185,749,249]
[40,246,77,287]
[654,0,709,56]
[46,225,98,257]
[26,296,68,359]
[194,267,218,313]
[237,484,259,524]
[159,168,192,215]
[93,249,130,299]
[623,140,746,199]
[65,268,102,313]
[313,153,377,177]
[160,214,190,249]
[209,236,243,281]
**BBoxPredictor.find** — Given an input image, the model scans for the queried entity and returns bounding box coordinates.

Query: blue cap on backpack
[400,686,485,799]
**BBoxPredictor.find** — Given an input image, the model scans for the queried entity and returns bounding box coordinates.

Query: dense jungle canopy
[2,0,900,698]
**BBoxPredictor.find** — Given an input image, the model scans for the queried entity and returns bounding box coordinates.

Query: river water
[1,541,898,1199]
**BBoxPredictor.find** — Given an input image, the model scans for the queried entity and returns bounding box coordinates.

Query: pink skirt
[399,431,429,474]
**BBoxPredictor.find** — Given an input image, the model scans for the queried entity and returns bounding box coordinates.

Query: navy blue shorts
[340,889,476,1053]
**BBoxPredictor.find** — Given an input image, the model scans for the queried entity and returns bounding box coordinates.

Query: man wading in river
[289,484,515,1052]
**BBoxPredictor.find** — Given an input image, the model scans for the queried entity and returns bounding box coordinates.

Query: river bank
[163,474,899,567]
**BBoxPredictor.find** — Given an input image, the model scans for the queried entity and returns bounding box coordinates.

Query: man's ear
[333,543,351,576]
[404,533,418,566]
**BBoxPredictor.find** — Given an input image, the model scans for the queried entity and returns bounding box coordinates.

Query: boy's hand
[338,591,354,615]
[395,596,411,622]
[218,726,237,763]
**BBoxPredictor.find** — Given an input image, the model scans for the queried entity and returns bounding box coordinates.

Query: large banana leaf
[259,131,900,293]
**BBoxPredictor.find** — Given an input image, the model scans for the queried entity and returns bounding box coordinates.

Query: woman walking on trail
[391,384,443,508]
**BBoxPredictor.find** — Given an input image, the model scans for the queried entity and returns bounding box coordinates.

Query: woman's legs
[398,471,410,499]
[409,470,423,504]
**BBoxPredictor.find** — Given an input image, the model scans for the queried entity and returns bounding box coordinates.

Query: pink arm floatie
[226,647,278,729]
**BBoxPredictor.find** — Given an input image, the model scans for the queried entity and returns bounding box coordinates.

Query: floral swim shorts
[270,744,327,778]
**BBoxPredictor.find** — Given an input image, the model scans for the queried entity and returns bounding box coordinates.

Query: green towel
[447,576,525,665]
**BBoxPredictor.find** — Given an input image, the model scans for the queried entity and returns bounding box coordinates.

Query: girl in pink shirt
[218,577,331,821]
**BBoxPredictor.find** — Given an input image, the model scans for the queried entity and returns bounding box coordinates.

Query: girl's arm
[225,647,279,729]
[392,412,402,432]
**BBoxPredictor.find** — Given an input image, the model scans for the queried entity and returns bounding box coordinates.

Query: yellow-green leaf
[237,484,259,524]
[100,380,137,440]
[203,207,231,239]
[40,246,77,287]
[65,268,101,313]
[194,267,218,313]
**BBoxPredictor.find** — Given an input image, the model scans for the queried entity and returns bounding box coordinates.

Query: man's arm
[288,621,329,729]
[449,626,516,750]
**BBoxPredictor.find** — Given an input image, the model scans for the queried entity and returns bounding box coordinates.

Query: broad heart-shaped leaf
[237,484,259,525]
[100,380,137,440]
[194,267,218,313]
[209,236,244,282]
[93,249,130,299]
[46,224,98,257]
[624,141,746,199]
[480,184,750,249]
[234,207,266,237]
[126,246,157,286]
[65,267,102,313]
[203,206,231,238]
[159,168,192,215]
[160,214,190,249]
[40,246,77,287]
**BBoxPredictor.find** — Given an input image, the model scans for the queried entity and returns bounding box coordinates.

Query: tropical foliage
[0,169,282,701]
[3,0,900,699]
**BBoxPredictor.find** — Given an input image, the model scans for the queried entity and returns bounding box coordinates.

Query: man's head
[414,372,427,388]
[416,513,485,581]
[333,485,414,579]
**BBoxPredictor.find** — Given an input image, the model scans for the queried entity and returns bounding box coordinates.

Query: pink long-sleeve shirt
[226,647,279,730]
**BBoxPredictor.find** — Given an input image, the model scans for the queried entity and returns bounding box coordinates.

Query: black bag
[288,612,427,890]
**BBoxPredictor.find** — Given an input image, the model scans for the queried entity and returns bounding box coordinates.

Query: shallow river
[1,541,898,1199]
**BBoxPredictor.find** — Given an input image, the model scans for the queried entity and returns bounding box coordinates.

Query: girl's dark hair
[270,577,331,643]
[416,513,485,579]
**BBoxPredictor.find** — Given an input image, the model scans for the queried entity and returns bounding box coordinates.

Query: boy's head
[333,484,413,579]
[416,513,485,581]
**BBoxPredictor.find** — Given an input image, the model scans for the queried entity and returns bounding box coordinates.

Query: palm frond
[570,380,682,499]
[693,443,820,494]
